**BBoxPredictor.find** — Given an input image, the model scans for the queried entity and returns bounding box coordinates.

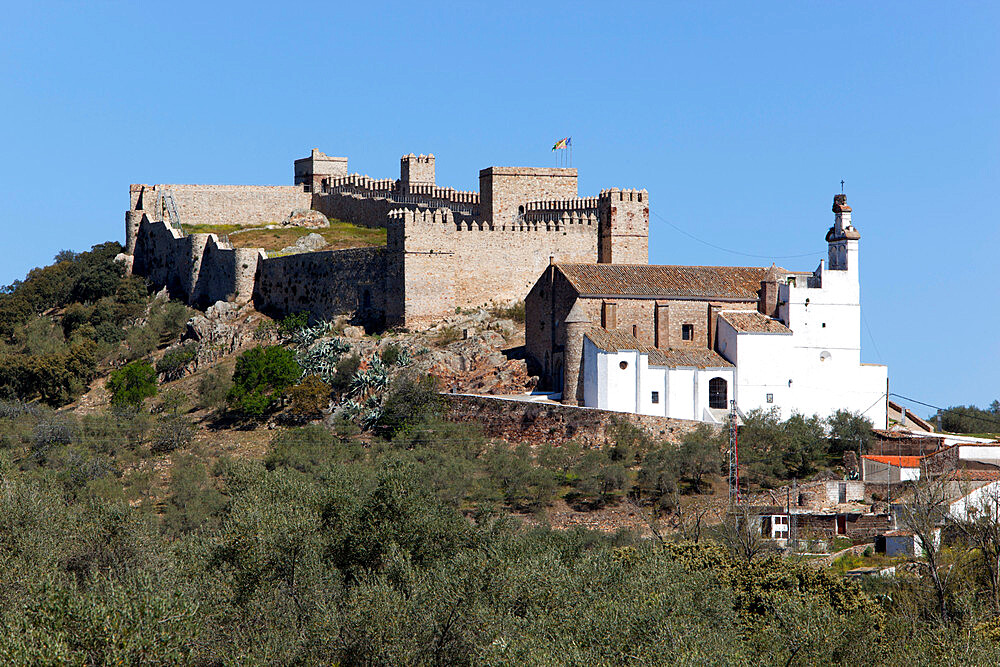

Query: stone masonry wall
[311,191,403,229]
[388,207,598,326]
[132,184,312,228]
[131,218,263,306]
[254,247,387,324]
[480,167,579,226]
[443,394,709,447]
[598,188,650,265]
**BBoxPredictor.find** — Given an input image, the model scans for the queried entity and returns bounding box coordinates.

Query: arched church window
[708,377,728,409]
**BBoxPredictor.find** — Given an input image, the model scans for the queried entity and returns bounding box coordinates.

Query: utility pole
[729,399,739,504]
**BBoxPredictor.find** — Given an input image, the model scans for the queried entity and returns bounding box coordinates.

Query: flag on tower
[552,137,568,150]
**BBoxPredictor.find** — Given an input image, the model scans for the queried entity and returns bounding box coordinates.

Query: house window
[619,361,628,370]
[651,391,659,404]
[708,377,728,409]
[682,324,694,341]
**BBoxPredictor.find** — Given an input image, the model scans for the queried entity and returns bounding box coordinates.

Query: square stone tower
[400,153,436,193]
[294,149,348,191]
[479,167,578,226]
[598,188,649,264]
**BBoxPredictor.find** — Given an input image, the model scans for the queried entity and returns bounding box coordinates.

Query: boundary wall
[443,394,708,446]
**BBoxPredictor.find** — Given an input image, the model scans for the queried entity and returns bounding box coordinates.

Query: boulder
[277,233,328,255]
[283,209,330,228]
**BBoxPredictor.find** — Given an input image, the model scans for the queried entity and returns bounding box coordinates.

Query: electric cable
[650,210,821,261]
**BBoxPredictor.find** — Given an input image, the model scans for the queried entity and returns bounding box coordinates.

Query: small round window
[619,361,629,370]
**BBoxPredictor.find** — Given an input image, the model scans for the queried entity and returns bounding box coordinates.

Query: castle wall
[132,218,263,306]
[253,247,388,324]
[389,207,598,326]
[131,184,312,228]
[311,191,401,229]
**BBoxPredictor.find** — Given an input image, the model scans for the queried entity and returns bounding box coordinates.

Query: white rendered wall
[730,233,886,425]
[949,481,1000,522]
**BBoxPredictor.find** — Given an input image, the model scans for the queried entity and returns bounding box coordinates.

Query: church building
[525,194,888,426]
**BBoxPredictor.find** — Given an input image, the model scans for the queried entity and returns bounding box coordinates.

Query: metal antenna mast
[728,399,740,503]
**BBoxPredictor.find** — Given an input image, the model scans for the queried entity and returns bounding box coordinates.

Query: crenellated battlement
[599,187,648,203]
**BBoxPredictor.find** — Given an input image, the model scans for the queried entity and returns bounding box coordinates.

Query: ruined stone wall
[130,184,312,228]
[253,246,387,324]
[131,219,262,306]
[480,167,578,226]
[443,394,708,447]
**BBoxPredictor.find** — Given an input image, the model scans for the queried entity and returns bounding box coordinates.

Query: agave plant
[339,398,362,419]
[360,404,383,431]
[297,338,352,383]
[291,320,337,347]
[394,348,411,367]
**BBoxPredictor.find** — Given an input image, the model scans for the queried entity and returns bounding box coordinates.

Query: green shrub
[489,300,526,323]
[196,367,232,411]
[227,346,301,418]
[162,454,227,536]
[434,325,462,346]
[330,353,361,397]
[155,343,198,381]
[288,375,331,420]
[107,360,158,408]
[380,342,403,367]
[278,310,310,336]
[150,414,195,454]
[375,374,443,439]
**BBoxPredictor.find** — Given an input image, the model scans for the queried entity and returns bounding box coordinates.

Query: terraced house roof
[719,311,792,334]
[557,263,775,300]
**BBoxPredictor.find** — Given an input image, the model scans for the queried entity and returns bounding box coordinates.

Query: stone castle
[124,149,649,327]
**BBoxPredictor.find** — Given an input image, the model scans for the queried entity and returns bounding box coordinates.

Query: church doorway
[708,377,728,409]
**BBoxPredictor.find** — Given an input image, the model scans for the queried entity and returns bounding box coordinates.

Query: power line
[650,210,821,261]
[890,393,1000,430]
[862,312,883,363]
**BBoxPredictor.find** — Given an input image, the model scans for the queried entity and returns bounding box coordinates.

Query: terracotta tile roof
[583,327,733,368]
[652,348,734,369]
[862,455,924,468]
[556,263,775,300]
[941,470,1000,482]
[719,311,792,334]
[584,327,649,353]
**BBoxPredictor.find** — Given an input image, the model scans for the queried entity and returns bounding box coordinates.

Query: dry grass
[229,221,386,253]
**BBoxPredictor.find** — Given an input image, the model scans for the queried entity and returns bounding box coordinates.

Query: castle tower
[598,188,649,264]
[826,193,861,275]
[400,153,436,193]
[562,300,590,405]
[294,149,348,192]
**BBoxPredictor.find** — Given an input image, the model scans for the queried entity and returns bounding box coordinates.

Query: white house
[577,194,887,425]
[582,327,735,422]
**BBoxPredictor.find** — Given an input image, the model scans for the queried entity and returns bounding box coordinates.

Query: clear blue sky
[1,2,997,413]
